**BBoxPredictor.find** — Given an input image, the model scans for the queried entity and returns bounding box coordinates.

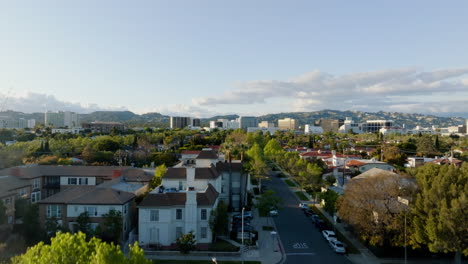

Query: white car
[322,230,337,242]
[269,210,278,216]
[299,203,310,209]
[329,239,346,253]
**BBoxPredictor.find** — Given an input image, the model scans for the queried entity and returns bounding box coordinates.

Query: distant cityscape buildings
[45,111,79,128]
[278,118,297,130]
[0,117,35,129]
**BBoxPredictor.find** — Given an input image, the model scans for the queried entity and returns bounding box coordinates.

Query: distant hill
[0,110,466,129]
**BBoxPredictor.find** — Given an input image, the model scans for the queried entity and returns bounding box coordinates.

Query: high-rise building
[238,116,257,129]
[170,116,191,129]
[45,111,79,128]
[360,120,393,133]
[0,118,35,129]
[315,119,344,133]
[191,118,201,127]
[278,118,297,130]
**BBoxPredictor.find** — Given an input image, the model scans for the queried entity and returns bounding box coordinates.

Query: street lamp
[398,196,409,264]
[241,207,245,264]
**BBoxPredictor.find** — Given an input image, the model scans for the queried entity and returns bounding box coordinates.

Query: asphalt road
[264,172,351,264]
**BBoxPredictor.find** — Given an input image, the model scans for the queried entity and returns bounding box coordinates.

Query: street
[264,172,351,264]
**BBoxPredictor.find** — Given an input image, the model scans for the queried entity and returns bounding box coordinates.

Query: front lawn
[284,179,296,187]
[295,191,308,201]
[208,239,239,252]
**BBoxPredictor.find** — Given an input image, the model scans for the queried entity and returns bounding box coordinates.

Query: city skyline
[1,1,468,117]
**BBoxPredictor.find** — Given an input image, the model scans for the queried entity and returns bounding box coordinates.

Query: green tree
[19,203,44,245]
[150,164,167,189]
[264,138,283,160]
[176,231,196,254]
[102,209,123,244]
[412,163,468,264]
[209,200,229,242]
[416,135,439,157]
[77,212,92,236]
[256,190,281,216]
[95,138,121,152]
[12,232,150,264]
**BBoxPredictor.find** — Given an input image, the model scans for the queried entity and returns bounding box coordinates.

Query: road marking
[286,253,316,256]
[292,242,308,249]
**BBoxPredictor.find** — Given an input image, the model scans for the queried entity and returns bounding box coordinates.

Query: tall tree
[412,163,468,264]
[150,164,167,189]
[12,232,150,264]
[263,139,283,160]
[256,190,281,216]
[209,200,229,242]
[102,209,123,244]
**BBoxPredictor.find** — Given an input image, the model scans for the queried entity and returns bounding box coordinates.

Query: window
[68,178,77,185]
[123,204,127,214]
[8,216,13,224]
[201,209,207,220]
[176,209,182,220]
[47,205,62,218]
[31,191,41,203]
[221,185,225,193]
[33,178,41,189]
[178,181,183,191]
[150,210,159,222]
[18,188,27,197]
[176,227,183,239]
[79,178,88,185]
[85,207,98,216]
[200,227,207,239]
[4,198,11,205]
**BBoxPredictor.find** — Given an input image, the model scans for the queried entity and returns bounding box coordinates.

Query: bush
[295,191,308,201]
[284,179,296,187]
[253,188,259,195]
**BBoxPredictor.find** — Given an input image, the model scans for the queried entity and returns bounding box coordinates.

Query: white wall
[60,176,96,186]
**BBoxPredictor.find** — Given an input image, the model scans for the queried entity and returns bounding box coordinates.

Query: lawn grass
[154,261,261,264]
[309,206,360,254]
[295,191,309,201]
[284,179,296,187]
[208,239,239,252]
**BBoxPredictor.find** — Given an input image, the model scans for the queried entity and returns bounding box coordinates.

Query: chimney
[186,167,195,187]
[112,170,122,179]
[185,187,197,236]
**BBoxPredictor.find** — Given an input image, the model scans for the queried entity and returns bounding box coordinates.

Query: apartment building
[138,149,247,246]
[82,122,125,133]
[45,111,79,128]
[0,176,31,225]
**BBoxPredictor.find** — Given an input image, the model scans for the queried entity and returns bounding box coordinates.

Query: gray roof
[196,150,218,159]
[0,176,30,198]
[354,168,397,179]
[38,185,134,205]
[139,184,218,207]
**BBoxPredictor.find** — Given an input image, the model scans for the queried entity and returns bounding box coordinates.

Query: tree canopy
[12,232,150,264]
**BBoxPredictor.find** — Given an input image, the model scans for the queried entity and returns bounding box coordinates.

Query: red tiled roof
[346,160,367,167]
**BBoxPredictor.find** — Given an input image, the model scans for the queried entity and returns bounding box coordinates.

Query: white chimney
[185,187,197,237]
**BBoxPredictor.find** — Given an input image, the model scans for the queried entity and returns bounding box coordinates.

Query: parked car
[299,203,310,210]
[232,225,254,233]
[329,239,346,253]
[322,230,337,242]
[269,209,278,216]
[233,212,253,220]
[304,209,314,217]
[315,219,327,230]
[310,214,321,223]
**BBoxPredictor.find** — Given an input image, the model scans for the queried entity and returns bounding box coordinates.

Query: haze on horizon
[1,1,468,118]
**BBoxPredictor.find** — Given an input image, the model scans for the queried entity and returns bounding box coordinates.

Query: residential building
[238,116,257,129]
[45,111,79,128]
[379,127,404,135]
[82,122,125,133]
[0,176,31,225]
[52,128,84,134]
[0,118,36,129]
[138,149,247,246]
[304,124,324,134]
[278,118,297,130]
[346,159,396,174]
[38,183,139,241]
[209,121,224,129]
[0,165,152,202]
[360,120,393,133]
[406,126,437,135]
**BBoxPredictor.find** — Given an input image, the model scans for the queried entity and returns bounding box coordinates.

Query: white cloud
[0,91,127,113]
[193,67,468,114]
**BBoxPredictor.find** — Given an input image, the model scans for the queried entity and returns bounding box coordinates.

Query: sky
[1,0,468,117]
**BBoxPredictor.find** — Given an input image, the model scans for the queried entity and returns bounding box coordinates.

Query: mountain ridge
[1,110,466,128]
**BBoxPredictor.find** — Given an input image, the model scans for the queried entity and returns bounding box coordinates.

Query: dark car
[310,214,321,223]
[304,209,314,217]
[315,219,327,230]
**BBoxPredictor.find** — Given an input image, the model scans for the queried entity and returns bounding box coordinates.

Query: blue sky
[1,1,468,117]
